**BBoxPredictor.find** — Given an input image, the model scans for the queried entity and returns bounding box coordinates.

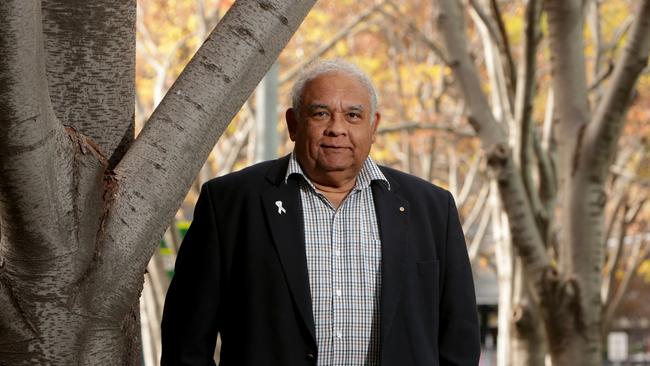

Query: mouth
[321,144,351,149]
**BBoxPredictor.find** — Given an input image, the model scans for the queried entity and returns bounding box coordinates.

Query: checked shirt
[285,153,389,366]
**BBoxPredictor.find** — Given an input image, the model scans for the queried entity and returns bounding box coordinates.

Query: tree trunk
[434,0,650,365]
[510,260,545,366]
[0,0,315,364]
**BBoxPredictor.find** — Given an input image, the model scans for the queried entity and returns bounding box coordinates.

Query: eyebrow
[306,104,329,111]
[305,104,365,112]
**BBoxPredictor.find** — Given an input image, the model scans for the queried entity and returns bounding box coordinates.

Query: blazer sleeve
[439,191,481,365]
[161,184,221,366]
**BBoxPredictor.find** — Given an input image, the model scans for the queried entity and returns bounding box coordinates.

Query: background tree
[433,0,650,364]
[0,0,314,364]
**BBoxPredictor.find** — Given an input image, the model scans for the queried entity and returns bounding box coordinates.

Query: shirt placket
[330,202,344,365]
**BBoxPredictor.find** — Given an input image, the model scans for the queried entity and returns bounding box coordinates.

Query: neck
[312,179,356,194]
[311,179,355,209]
[304,169,358,192]
[299,167,359,209]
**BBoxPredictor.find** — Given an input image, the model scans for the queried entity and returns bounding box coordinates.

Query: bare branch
[434,0,505,146]
[602,201,630,303]
[603,237,647,331]
[469,6,513,122]
[377,121,476,137]
[604,16,634,55]
[513,0,544,236]
[581,0,650,186]
[218,115,254,175]
[588,62,615,93]
[435,0,550,293]
[604,192,627,257]
[541,87,555,153]
[279,0,386,85]
[467,0,516,103]
[381,2,450,66]
[196,0,209,40]
[534,134,557,245]
[462,184,490,233]
[513,0,542,163]
[587,0,605,99]
[448,147,458,197]
[468,206,491,263]
[489,0,517,93]
[457,153,482,207]
[544,0,591,186]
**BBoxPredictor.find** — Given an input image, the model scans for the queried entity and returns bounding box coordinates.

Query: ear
[286,108,298,141]
[371,112,381,143]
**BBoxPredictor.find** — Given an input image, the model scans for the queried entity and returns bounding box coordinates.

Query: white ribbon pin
[275,200,287,215]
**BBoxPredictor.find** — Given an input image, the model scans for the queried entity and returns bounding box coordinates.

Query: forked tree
[0,0,314,364]
[434,0,650,364]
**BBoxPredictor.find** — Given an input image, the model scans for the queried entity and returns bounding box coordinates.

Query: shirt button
[335,289,342,297]
[336,331,342,339]
[334,250,341,256]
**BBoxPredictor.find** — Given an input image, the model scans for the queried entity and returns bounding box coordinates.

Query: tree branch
[468,0,516,106]
[82,0,316,320]
[603,237,647,332]
[435,0,550,294]
[434,0,505,146]
[489,0,517,94]
[602,201,630,304]
[544,0,591,191]
[279,0,386,85]
[587,0,604,100]
[513,0,544,233]
[534,134,557,245]
[380,2,450,66]
[468,206,491,263]
[581,0,650,186]
[457,153,482,207]
[377,121,476,137]
[469,6,512,122]
[462,184,490,233]
[0,0,74,263]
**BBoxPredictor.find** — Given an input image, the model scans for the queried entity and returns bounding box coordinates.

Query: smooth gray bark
[434,0,650,364]
[0,0,315,364]
[42,0,136,168]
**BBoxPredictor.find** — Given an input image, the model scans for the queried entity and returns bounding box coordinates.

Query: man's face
[286,72,380,185]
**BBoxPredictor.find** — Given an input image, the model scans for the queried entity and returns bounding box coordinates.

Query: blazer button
[305,352,316,362]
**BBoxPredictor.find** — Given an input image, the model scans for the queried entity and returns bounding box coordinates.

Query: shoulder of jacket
[378,164,451,199]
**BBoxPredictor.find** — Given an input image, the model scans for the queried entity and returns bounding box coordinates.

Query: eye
[346,112,362,120]
[312,111,329,119]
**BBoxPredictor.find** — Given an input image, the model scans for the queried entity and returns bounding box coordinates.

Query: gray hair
[290,59,378,118]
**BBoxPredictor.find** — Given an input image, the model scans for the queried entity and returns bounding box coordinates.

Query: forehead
[300,72,371,107]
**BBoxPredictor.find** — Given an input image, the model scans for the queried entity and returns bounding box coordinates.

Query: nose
[324,112,347,136]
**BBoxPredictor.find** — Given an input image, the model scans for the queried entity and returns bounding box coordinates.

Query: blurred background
[133,1,649,365]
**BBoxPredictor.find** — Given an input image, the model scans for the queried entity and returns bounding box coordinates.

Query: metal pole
[255,62,279,163]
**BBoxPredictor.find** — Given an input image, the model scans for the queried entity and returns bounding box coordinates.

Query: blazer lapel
[372,180,409,347]
[261,159,316,344]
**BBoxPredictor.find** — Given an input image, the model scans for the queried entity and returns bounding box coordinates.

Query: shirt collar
[284,152,390,191]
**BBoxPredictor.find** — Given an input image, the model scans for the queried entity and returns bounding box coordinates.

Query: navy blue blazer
[161,155,480,365]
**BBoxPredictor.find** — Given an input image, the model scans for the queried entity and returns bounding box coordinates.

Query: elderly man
[161,60,480,365]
